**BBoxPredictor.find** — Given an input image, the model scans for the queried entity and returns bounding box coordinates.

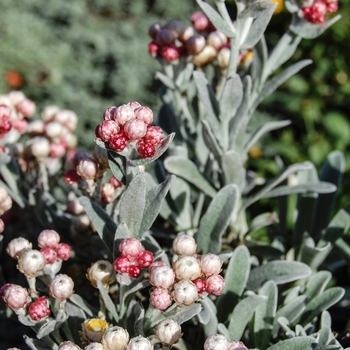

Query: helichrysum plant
[1,0,350,350]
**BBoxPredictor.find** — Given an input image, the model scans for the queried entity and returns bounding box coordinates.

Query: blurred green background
[0,0,349,187]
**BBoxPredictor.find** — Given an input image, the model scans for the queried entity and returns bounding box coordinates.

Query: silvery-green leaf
[164,156,217,198]
[127,301,145,336]
[248,212,279,235]
[241,3,277,49]
[196,0,236,37]
[0,178,25,208]
[113,222,130,258]
[24,336,56,350]
[305,271,332,300]
[79,196,117,254]
[317,327,335,346]
[272,296,307,337]
[128,133,175,167]
[285,0,299,12]
[299,287,345,326]
[67,294,94,317]
[247,261,312,290]
[244,120,291,154]
[138,175,175,235]
[170,303,202,325]
[17,313,36,326]
[107,152,125,183]
[0,162,25,207]
[201,120,222,160]
[218,323,230,339]
[97,280,119,323]
[175,63,194,92]
[254,281,278,349]
[320,311,332,329]
[221,151,245,191]
[290,15,341,39]
[119,172,146,238]
[217,245,250,322]
[155,71,175,90]
[299,239,332,271]
[199,298,218,336]
[266,336,316,350]
[197,184,239,254]
[36,319,57,339]
[239,0,271,19]
[227,294,267,340]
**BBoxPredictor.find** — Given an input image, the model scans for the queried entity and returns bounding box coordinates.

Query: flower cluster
[148,234,225,311]
[204,334,248,350]
[95,102,164,159]
[301,0,338,23]
[113,238,155,278]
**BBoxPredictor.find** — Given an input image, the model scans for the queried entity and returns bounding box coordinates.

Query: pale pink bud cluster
[113,238,154,278]
[0,186,13,216]
[204,335,248,350]
[302,0,338,23]
[95,102,164,159]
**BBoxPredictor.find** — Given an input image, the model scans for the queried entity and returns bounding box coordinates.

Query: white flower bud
[86,260,116,288]
[80,318,109,344]
[45,121,64,140]
[6,237,32,259]
[49,274,74,301]
[55,110,78,131]
[37,229,60,248]
[127,336,153,350]
[27,120,45,135]
[17,249,46,277]
[217,47,231,69]
[149,265,175,289]
[172,280,198,306]
[155,319,182,346]
[8,91,26,105]
[204,334,229,350]
[41,105,60,123]
[25,136,50,159]
[172,234,197,256]
[200,253,222,276]
[101,326,129,350]
[228,340,248,350]
[173,255,201,280]
[84,343,104,350]
[58,341,82,350]
[192,45,217,67]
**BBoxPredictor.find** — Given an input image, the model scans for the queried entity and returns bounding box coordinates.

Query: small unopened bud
[150,287,173,311]
[144,126,164,146]
[45,121,64,140]
[127,336,153,350]
[161,46,180,62]
[6,237,32,259]
[207,31,228,50]
[49,274,74,301]
[217,47,231,69]
[103,106,117,121]
[16,99,36,118]
[134,106,153,125]
[148,261,167,274]
[172,280,198,306]
[119,238,142,260]
[173,255,201,280]
[26,137,50,159]
[84,343,104,350]
[76,156,98,180]
[114,256,131,274]
[124,119,147,141]
[200,254,222,276]
[186,34,206,55]
[101,326,129,350]
[192,45,217,67]
[156,28,176,46]
[114,104,134,126]
[109,176,123,189]
[193,278,207,294]
[17,249,46,277]
[127,101,142,111]
[55,110,78,131]
[95,120,120,142]
[41,247,58,264]
[101,183,115,204]
[27,120,45,135]
[0,283,31,310]
[137,140,156,159]
[137,250,154,268]
[67,198,85,215]
[72,214,91,231]
[179,26,195,43]
[28,296,51,321]
[50,143,66,158]
[149,22,163,40]
[191,11,211,32]
[38,229,60,248]
[155,319,182,346]
[87,260,116,288]
[205,275,225,296]
[165,20,186,37]
[227,340,248,350]
[56,243,72,261]
[204,334,229,350]
[81,318,109,344]
[41,105,59,122]
[109,131,129,152]
[148,42,159,57]
[172,235,197,256]
[149,265,175,289]
[58,341,82,350]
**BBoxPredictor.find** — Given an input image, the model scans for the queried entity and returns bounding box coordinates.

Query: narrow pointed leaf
[199,297,218,337]
[221,151,245,191]
[119,172,146,238]
[202,120,222,159]
[197,184,239,254]
[305,271,332,299]
[107,152,126,183]
[266,336,317,350]
[97,280,119,323]
[247,261,312,290]
[164,156,217,197]
[155,71,175,89]
[37,319,57,339]
[169,303,202,325]
[79,196,117,253]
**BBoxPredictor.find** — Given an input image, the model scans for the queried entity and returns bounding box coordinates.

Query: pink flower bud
[200,253,222,276]
[325,0,338,13]
[149,265,175,289]
[227,340,248,350]
[173,255,201,280]
[172,280,198,306]
[193,278,207,294]
[161,46,180,62]
[204,334,229,350]
[17,249,46,277]
[1,283,31,310]
[0,218,4,234]
[103,106,117,121]
[134,106,153,125]
[114,256,131,274]
[109,176,123,189]
[128,265,141,278]
[127,336,153,350]
[0,104,11,120]
[149,22,163,40]
[148,260,167,274]
[58,341,82,350]
[56,243,72,261]
[28,296,51,321]
[38,229,60,248]
[49,274,74,301]
[95,120,120,142]
[137,140,156,158]
[186,34,206,55]
[205,275,225,296]
[119,238,142,260]
[144,126,164,145]
[155,319,182,346]
[172,235,197,256]
[65,169,80,184]
[114,104,134,126]
[0,114,12,137]
[67,198,85,215]
[50,143,66,158]
[124,119,147,141]
[101,183,115,204]
[191,11,211,32]
[148,41,160,57]
[16,99,36,118]
[137,250,154,268]
[6,237,32,259]
[156,28,176,46]
[302,1,327,23]
[108,131,129,152]
[41,247,58,264]
[13,118,28,134]
[76,157,98,180]
[127,101,142,111]
[150,287,173,311]
[25,137,50,159]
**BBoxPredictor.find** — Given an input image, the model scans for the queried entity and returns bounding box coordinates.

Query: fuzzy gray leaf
[201,120,222,159]
[305,271,332,300]
[299,239,332,271]
[155,71,175,90]
[266,336,317,350]
[221,151,245,191]
[199,298,218,337]
[97,280,119,323]
[36,319,57,339]
[170,303,202,325]
[68,294,94,317]
[107,152,126,183]
[24,336,55,350]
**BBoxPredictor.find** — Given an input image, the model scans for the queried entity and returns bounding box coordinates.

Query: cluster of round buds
[148,234,225,311]
[95,102,164,159]
[301,0,338,23]
[113,238,155,278]
[0,91,36,141]
[0,186,13,216]
[204,334,248,350]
